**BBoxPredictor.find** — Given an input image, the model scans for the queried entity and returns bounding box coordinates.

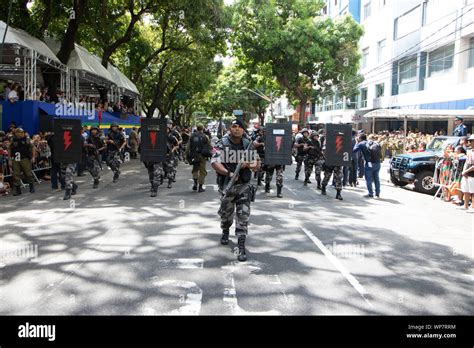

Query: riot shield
[53,118,83,164]
[264,123,293,166]
[140,118,167,163]
[324,124,352,167]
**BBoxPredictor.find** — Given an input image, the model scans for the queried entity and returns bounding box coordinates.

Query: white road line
[285,186,298,196]
[301,227,374,309]
[157,258,204,269]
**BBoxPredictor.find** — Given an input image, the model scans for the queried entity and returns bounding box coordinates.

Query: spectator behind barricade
[461,135,474,211]
[8,83,19,103]
[3,82,12,100]
[449,146,467,206]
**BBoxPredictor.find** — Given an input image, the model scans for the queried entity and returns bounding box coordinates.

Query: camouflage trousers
[87,156,101,180]
[107,151,121,174]
[218,183,251,236]
[163,155,177,182]
[304,158,324,182]
[295,155,305,175]
[264,165,284,187]
[60,164,75,190]
[322,165,343,190]
[146,162,164,187]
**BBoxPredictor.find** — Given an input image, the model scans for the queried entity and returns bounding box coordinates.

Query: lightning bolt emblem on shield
[335,134,343,154]
[150,131,157,149]
[275,136,282,152]
[63,131,72,151]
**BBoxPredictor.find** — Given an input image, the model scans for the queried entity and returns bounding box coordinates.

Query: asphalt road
[0,158,472,315]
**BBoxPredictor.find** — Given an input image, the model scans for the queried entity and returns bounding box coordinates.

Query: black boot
[71,183,78,195]
[13,186,22,196]
[198,184,205,192]
[335,189,343,201]
[237,235,247,262]
[321,185,327,195]
[150,184,158,197]
[63,189,71,200]
[265,183,270,193]
[220,229,229,245]
[167,180,172,189]
[317,180,322,190]
[192,179,198,191]
[113,171,119,183]
[276,185,283,198]
[257,176,262,186]
[93,179,99,189]
[304,177,309,186]
[29,183,35,193]
[295,173,299,180]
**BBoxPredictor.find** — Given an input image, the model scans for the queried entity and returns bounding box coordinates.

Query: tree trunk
[298,98,307,128]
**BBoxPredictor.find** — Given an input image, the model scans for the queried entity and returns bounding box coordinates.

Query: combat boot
[93,179,99,189]
[167,179,172,189]
[113,172,119,183]
[220,228,229,245]
[13,186,22,196]
[237,235,247,262]
[192,179,198,191]
[304,177,309,186]
[321,185,327,195]
[198,184,205,193]
[29,183,35,193]
[71,183,78,195]
[295,173,299,180]
[63,189,71,200]
[317,180,322,190]
[265,182,270,193]
[150,185,158,197]
[257,176,262,186]
[335,189,343,201]
[276,185,283,198]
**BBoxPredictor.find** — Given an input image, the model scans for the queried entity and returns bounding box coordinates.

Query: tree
[231,0,364,126]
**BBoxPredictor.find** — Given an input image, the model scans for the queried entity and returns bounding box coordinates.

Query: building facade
[315,0,474,134]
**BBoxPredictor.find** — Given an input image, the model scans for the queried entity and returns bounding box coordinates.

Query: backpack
[367,141,382,163]
[189,133,211,163]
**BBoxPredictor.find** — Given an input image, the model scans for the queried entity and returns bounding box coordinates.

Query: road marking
[301,227,374,309]
[285,186,298,196]
[157,258,204,269]
[147,279,202,315]
[222,261,280,315]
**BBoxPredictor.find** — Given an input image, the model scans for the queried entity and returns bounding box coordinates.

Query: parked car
[389,136,461,195]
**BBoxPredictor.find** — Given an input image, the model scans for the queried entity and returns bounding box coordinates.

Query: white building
[316,0,474,134]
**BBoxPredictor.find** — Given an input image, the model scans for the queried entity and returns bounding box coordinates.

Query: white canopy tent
[0,20,68,100]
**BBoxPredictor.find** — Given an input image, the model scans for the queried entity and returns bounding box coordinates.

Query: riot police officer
[211,119,260,262]
[9,128,35,196]
[293,128,309,180]
[163,126,179,189]
[106,123,126,183]
[84,126,105,189]
[252,127,265,186]
[303,131,324,190]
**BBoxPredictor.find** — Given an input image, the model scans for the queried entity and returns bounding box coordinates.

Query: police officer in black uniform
[453,116,468,137]
[106,123,126,183]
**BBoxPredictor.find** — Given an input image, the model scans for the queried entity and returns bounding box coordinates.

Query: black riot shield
[324,124,352,167]
[264,123,293,166]
[53,118,83,164]
[140,118,167,163]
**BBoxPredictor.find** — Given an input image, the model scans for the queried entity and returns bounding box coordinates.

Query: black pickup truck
[389,136,461,195]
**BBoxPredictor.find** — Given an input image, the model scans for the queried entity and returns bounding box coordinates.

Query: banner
[53,118,83,164]
[140,118,167,163]
[264,123,293,166]
[324,123,352,167]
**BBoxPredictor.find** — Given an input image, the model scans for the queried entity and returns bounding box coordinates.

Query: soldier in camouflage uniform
[61,163,77,200]
[163,126,179,189]
[84,127,105,189]
[9,128,36,196]
[144,161,164,197]
[211,119,260,262]
[303,131,324,190]
[252,128,265,186]
[264,165,284,198]
[321,164,343,201]
[106,123,126,183]
[293,129,309,180]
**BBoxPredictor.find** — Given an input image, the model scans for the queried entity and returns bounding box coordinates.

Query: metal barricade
[433,156,465,200]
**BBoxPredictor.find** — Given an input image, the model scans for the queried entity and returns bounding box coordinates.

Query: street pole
[270,91,274,122]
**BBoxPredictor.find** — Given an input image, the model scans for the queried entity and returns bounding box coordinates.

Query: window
[399,57,417,84]
[362,48,369,68]
[423,0,456,26]
[360,88,368,108]
[394,6,421,39]
[428,44,454,77]
[376,83,385,98]
[469,37,474,68]
[377,39,386,63]
[363,2,371,20]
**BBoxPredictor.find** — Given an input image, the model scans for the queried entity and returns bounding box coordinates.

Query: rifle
[221,138,253,198]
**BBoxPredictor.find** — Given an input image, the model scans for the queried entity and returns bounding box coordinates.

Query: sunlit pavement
[0,159,472,315]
